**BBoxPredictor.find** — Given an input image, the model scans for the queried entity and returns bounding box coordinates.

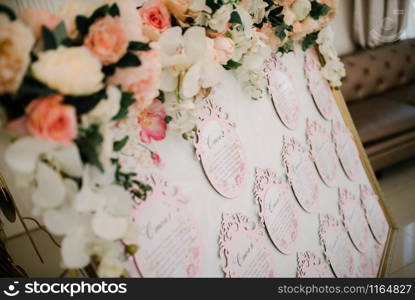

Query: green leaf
[42,26,57,50]
[223,60,242,70]
[116,52,141,68]
[113,136,129,152]
[128,41,151,51]
[302,32,319,51]
[112,92,136,121]
[206,0,223,13]
[76,124,104,171]
[0,4,16,20]
[156,90,165,103]
[310,1,331,20]
[90,4,109,23]
[64,89,106,115]
[53,22,68,45]
[164,116,173,124]
[278,40,294,54]
[75,15,90,36]
[268,7,284,27]
[230,11,242,25]
[108,3,120,17]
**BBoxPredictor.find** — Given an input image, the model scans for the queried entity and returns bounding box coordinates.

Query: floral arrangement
[0,0,341,277]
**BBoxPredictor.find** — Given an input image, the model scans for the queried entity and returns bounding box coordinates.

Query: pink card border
[296,250,334,278]
[194,98,247,199]
[253,168,300,255]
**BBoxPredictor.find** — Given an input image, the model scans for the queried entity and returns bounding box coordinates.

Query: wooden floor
[380,158,415,277]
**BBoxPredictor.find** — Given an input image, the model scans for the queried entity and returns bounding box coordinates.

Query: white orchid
[158,26,224,98]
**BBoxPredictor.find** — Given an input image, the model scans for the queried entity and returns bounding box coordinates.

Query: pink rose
[19,8,61,39]
[85,16,128,65]
[108,49,161,108]
[138,99,167,144]
[213,37,235,65]
[139,0,171,40]
[25,95,77,145]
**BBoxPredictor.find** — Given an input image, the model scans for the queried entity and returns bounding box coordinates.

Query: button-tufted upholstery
[341,39,415,102]
[340,38,415,171]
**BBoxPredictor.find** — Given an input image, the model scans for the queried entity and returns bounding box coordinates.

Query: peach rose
[25,95,77,145]
[85,16,128,65]
[108,49,161,109]
[213,37,235,65]
[139,0,171,41]
[258,23,284,52]
[19,8,61,39]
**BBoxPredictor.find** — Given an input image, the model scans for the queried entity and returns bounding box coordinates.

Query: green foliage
[112,92,136,121]
[278,40,294,54]
[224,60,242,70]
[113,136,129,152]
[302,32,319,51]
[0,4,16,20]
[76,124,104,171]
[128,41,151,51]
[310,1,331,20]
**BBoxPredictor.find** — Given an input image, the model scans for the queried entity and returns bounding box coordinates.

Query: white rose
[301,16,320,34]
[32,46,104,96]
[0,15,35,94]
[209,4,232,33]
[97,255,124,278]
[291,0,312,21]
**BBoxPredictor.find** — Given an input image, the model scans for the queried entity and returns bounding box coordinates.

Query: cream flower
[291,0,312,21]
[208,4,232,33]
[32,46,104,96]
[0,15,35,94]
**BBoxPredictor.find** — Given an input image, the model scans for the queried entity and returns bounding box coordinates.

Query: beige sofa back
[341,39,415,102]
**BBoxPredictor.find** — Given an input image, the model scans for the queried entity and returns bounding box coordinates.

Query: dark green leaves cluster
[224,60,242,70]
[112,91,136,121]
[75,3,120,38]
[267,7,293,40]
[0,4,16,20]
[76,124,104,171]
[112,159,153,201]
[302,31,319,50]
[310,1,331,20]
[278,40,294,54]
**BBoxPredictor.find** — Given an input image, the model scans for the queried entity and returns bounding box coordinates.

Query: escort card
[332,121,364,181]
[125,176,202,277]
[338,188,373,253]
[297,251,334,278]
[306,119,339,187]
[253,168,300,254]
[319,214,357,277]
[282,136,321,213]
[194,98,247,198]
[360,184,389,245]
[219,213,278,277]
[304,49,336,120]
[265,55,301,130]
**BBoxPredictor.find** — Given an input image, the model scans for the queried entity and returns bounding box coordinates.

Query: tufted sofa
[341,38,415,171]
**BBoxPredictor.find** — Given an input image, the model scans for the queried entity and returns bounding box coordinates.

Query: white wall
[331,0,356,56]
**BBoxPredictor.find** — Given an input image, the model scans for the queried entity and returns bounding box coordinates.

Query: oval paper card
[194,98,246,198]
[332,121,363,181]
[219,213,277,277]
[297,251,334,278]
[253,168,300,254]
[338,188,373,253]
[265,55,301,130]
[306,119,339,187]
[319,214,356,278]
[304,49,336,120]
[282,136,321,213]
[360,184,389,245]
[125,176,202,277]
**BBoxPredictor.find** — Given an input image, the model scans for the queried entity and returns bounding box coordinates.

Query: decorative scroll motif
[304,49,336,120]
[282,136,321,213]
[338,188,372,253]
[297,251,334,278]
[125,175,202,277]
[264,54,301,130]
[253,168,300,254]
[319,214,356,278]
[194,98,247,198]
[332,120,363,181]
[306,119,339,187]
[218,213,277,278]
[360,185,389,245]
